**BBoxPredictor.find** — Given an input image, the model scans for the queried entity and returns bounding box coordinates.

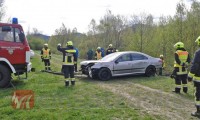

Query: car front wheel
[98,68,111,81]
[145,66,156,77]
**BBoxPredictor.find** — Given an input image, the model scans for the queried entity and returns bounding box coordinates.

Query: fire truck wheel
[0,65,11,88]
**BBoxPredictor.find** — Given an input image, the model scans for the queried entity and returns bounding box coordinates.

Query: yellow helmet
[174,42,184,49]
[195,36,200,46]
[97,47,101,50]
[66,41,73,46]
[109,44,113,47]
[160,54,163,58]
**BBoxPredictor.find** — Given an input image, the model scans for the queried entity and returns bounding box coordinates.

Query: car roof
[115,51,150,56]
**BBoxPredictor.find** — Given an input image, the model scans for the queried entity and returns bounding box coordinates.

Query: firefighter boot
[71,81,75,86]
[172,88,181,94]
[71,78,75,86]
[47,66,51,71]
[191,106,200,117]
[65,80,69,87]
[183,87,188,93]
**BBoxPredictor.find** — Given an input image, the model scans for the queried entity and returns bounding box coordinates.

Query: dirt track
[47,54,198,119]
[96,81,198,120]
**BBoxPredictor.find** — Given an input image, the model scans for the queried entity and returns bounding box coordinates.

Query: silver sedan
[80,51,162,80]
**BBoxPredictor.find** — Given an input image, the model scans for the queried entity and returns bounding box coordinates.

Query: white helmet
[44,43,48,47]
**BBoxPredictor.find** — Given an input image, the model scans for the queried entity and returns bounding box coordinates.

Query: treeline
[29,0,200,70]
[26,28,48,50]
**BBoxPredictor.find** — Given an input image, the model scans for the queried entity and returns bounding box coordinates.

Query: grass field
[0,53,198,120]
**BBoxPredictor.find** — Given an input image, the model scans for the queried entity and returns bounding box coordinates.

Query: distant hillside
[31,33,50,41]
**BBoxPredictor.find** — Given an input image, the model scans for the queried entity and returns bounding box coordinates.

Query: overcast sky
[3,0,191,36]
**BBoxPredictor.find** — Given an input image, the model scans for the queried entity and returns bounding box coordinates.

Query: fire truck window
[3,32,13,42]
[14,28,21,42]
[0,33,4,40]
[0,27,21,42]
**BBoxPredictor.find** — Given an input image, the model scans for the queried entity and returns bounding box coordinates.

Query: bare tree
[175,0,187,41]
[88,19,98,47]
[131,13,150,52]
[0,0,5,21]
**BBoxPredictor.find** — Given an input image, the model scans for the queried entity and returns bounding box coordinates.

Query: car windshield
[100,53,120,61]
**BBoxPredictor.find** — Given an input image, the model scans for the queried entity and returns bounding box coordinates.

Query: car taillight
[25,46,30,51]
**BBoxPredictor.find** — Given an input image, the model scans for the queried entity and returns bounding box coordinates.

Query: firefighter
[41,43,51,71]
[87,49,93,60]
[188,36,200,117]
[173,42,190,94]
[101,47,105,57]
[95,47,102,60]
[159,54,165,75]
[74,47,79,72]
[57,41,77,86]
[106,44,114,55]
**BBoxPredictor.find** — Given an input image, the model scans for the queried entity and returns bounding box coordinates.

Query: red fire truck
[0,18,32,88]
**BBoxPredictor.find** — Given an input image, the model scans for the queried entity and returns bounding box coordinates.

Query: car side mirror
[115,60,119,64]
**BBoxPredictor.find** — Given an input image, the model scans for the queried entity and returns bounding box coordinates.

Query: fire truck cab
[0,18,32,88]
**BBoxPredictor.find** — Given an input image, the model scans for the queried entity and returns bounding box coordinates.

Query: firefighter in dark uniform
[87,49,93,60]
[74,47,79,72]
[57,41,77,86]
[106,44,114,55]
[173,42,190,93]
[95,47,102,60]
[41,43,51,71]
[188,36,200,117]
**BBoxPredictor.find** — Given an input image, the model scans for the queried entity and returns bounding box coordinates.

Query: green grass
[0,55,154,120]
[131,76,194,99]
[0,53,196,119]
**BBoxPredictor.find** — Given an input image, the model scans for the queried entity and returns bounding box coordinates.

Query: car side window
[131,53,148,61]
[117,54,131,62]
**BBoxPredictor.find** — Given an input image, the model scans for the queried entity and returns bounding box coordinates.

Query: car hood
[80,60,109,66]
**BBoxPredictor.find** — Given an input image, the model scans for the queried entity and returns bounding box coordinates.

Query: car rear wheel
[145,66,156,77]
[0,65,11,88]
[98,68,111,81]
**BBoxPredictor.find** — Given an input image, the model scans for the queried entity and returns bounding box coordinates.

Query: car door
[113,53,132,75]
[131,53,149,73]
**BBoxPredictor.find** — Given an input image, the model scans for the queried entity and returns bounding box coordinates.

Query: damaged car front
[80,52,120,80]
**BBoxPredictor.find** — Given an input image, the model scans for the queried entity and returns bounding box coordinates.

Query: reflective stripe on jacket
[63,49,76,65]
[174,50,189,75]
[42,48,50,59]
[174,50,188,67]
[96,51,102,60]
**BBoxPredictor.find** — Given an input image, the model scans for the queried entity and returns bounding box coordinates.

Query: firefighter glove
[188,76,193,82]
[170,74,175,79]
